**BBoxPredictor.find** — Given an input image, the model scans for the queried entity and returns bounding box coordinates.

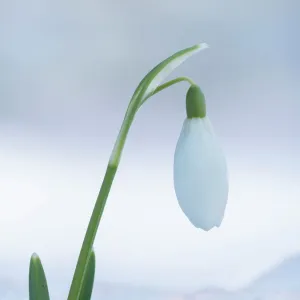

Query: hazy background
[0,0,300,299]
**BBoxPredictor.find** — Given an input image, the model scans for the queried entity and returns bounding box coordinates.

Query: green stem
[67,97,139,300]
[67,76,194,300]
[67,165,117,300]
[139,76,195,107]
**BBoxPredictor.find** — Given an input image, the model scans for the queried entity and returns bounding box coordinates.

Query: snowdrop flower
[173,85,228,230]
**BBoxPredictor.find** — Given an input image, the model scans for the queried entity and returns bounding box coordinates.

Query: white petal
[173,117,228,230]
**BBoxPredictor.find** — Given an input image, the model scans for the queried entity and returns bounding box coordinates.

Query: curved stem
[67,76,194,300]
[139,76,195,108]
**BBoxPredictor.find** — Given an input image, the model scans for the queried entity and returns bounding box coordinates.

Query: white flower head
[173,85,228,231]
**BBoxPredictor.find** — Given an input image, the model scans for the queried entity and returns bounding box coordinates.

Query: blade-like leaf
[29,253,50,300]
[78,249,96,300]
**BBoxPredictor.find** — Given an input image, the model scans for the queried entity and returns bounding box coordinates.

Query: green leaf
[29,253,50,300]
[78,249,96,300]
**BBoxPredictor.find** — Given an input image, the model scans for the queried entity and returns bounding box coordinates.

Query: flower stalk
[67,43,208,300]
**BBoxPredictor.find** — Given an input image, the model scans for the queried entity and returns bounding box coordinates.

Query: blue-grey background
[0,0,299,299]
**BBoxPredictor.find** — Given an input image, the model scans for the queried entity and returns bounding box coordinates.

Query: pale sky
[0,0,300,297]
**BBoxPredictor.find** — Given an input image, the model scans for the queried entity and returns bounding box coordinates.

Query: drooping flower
[173,85,228,230]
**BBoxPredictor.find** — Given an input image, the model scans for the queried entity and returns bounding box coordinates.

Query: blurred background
[0,0,300,299]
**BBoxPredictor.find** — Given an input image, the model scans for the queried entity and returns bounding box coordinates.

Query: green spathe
[186,85,206,118]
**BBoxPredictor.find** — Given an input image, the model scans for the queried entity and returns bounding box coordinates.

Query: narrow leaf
[29,253,50,300]
[78,249,96,300]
